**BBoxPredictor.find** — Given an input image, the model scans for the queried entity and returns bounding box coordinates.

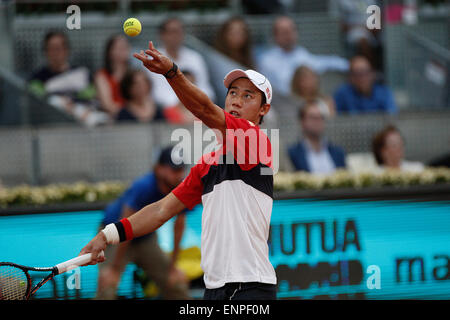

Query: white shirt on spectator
[147,46,216,108]
[258,46,349,96]
[304,139,336,175]
[378,161,425,174]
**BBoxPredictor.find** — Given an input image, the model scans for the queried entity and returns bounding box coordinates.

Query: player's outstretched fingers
[148,41,160,54]
[144,49,160,61]
[133,52,147,63]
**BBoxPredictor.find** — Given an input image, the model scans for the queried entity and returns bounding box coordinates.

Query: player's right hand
[78,232,107,265]
[133,41,173,75]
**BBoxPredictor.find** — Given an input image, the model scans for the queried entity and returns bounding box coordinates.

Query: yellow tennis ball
[123,18,141,37]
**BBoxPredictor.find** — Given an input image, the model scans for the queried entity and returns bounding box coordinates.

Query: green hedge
[1,168,450,207]
[274,168,450,191]
[0,181,127,208]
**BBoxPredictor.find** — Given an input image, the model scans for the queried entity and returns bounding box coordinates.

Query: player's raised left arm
[133,41,226,135]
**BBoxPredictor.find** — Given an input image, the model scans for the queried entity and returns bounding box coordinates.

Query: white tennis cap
[223,69,272,104]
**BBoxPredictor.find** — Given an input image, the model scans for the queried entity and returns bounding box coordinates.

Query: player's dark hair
[43,30,69,51]
[120,69,151,101]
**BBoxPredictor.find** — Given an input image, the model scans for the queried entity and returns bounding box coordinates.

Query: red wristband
[120,218,134,241]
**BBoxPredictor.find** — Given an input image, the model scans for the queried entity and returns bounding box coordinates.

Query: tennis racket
[0,251,104,300]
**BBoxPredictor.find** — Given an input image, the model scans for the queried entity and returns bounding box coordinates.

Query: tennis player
[80,41,277,300]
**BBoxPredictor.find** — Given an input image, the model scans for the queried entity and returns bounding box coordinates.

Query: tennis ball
[123,18,141,37]
[19,280,26,287]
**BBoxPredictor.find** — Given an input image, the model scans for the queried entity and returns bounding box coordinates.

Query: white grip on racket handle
[55,251,105,274]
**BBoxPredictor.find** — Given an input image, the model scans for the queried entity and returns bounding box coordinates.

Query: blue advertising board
[1,198,449,299]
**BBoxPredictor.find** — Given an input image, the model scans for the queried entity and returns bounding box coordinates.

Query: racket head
[0,263,32,300]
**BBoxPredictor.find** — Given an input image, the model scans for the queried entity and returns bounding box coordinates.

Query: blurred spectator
[372,125,424,172]
[163,70,198,124]
[147,17,216,110]
[214,16,255,69]
[258,15,349,96]
[29,30,109,127]
[116,69,163,123]
[288,102,346,174]
[95,34,130,118]
[291,65,336,118]
[330,0,383,71]
[334,55,397,114]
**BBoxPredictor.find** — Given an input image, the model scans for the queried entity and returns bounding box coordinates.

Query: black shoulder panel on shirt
[200,153,273,199]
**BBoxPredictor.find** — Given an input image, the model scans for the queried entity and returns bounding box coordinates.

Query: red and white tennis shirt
[172,110,277,289]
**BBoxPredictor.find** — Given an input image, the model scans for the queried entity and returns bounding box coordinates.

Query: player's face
[225,78,269,125]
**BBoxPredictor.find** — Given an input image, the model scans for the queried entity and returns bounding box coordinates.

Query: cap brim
[223,69,250,88]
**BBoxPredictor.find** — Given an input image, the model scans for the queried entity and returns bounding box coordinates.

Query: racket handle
[55,251,105,274]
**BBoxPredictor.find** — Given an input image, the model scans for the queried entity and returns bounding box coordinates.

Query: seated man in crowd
[334,55,397,114]
[29,30,108,127]
[258,15,349,96]
[288,102,346,174]
[146,17,216,111]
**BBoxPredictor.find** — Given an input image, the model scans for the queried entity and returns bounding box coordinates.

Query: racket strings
[0,266,28,300]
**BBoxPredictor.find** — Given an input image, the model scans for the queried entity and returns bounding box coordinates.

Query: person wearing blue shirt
[334,55,397,114]
[97,146,191,300]
[288,102,346,174]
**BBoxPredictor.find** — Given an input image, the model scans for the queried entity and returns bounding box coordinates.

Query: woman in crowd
[291,65,336,118]
[214,16,254,69]
[95,34,131,117]
[116,69,163,123]
[372,125,424,172]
